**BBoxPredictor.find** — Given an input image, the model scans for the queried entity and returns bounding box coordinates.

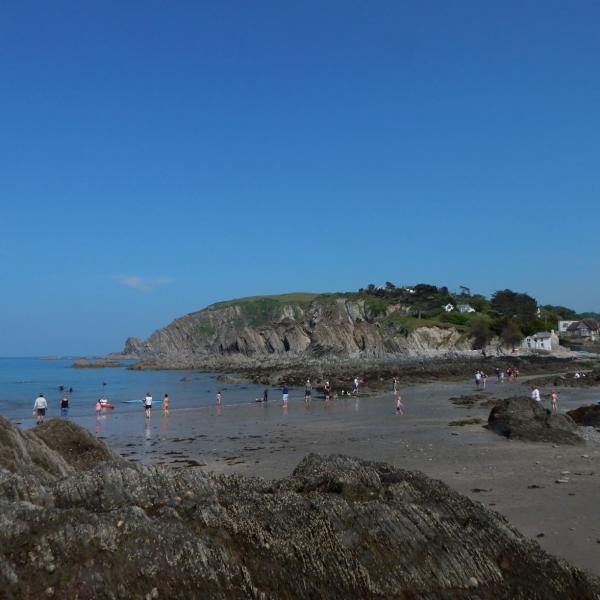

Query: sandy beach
[50,375,600,578]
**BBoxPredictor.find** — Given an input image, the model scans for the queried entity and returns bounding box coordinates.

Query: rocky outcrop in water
[2,418,599,598]
[487,397,583,445]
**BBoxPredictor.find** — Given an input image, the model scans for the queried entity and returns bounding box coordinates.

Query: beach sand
[56,376,600,577]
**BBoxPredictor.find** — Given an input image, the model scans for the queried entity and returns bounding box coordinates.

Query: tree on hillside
[385,281,396,291]
[541,305,578,320]
[470,317,492,350]
[491,289,537,322]
[459,285,471,296]
[500,320,523,349]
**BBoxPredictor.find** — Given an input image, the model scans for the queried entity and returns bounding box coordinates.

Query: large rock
[1,419,599,598]
[567,404,600,427]
[487,396,583,444]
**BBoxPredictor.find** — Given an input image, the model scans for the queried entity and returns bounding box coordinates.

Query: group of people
[32,393,71,424]
[143,393,170,418]
[530,385,559,414]
[299,376,363,404]
[474,367,523,389]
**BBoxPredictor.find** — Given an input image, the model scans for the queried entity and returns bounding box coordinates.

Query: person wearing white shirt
[144,392,153,418]
[531,387,541,402]
[33,393,48,424]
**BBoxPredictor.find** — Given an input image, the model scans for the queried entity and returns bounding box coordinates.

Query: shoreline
[45,373,600,577]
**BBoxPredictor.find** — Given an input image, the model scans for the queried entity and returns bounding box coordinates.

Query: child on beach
[395,393,404,415]
[163,394,170,414]
[282,385,289,407]
[550,389,558,414]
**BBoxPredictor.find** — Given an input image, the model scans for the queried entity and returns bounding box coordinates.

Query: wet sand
[68,377,600,577]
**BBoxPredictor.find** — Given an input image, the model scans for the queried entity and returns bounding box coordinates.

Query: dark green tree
[470,316,491,349]
[500,320,523,349]
[491,289,537,322]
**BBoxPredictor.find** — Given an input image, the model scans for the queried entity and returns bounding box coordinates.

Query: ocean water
[0,357,279,421]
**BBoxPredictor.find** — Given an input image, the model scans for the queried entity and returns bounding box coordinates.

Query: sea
[0,357,278,422]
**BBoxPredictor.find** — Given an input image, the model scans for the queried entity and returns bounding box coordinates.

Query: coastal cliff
[124,293,474,368]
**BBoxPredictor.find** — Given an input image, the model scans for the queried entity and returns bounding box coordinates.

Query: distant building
[457,304,476,314]
[522,331,560,352]
[443,303,454,312]
[565,319,600,342]
[558,320,577,334]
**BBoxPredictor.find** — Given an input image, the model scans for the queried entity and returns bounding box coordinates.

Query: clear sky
[1,1,599,355]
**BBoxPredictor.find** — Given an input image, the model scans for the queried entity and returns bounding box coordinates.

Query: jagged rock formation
[2,418,600,598]
[567,404,600,427]
[487,397,583,445]
[124,295,474,366]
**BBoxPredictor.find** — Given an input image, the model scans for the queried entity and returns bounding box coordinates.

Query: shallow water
[0,357,290,421]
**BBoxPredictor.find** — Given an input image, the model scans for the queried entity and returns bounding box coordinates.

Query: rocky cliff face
[2,417,599,599]
[126,296,472,362]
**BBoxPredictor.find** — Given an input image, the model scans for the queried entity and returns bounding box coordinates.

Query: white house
[558,320,577,334]
[443,303,454,312]
[457,304,476,314]
[522,331,560,352]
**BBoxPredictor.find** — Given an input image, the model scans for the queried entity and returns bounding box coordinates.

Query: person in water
[282,385,289,407]
[33,393,47,424]
[163,394,170,415]
[60,395,69,418]
[304,379,312,403]
[216,391,222,405]
[95,400,102,417]
[144,392,153,418]
[263,389,268,402]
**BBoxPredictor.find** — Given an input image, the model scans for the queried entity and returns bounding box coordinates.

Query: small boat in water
[99,398,115,410]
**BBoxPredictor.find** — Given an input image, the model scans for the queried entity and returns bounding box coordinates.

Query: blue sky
[1,1,599,355]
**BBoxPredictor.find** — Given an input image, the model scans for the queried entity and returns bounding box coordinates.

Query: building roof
[567,320,600,332]
[532,331,554,339]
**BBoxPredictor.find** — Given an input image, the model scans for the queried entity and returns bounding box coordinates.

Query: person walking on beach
[475,370,482,390]
[263,389,268,403]
[531,386,541,403]
[144,392,153,418]
[216,390,222,405]
[352,377,360,396]
[324,380,331,401]
[33,393,47,424]
[304,379,312,404]
[60,395,69,418]
[550,389,559,414]
[395,393,404,415]
[393,377,398,393]
[163,394,170,415]
[481,372,488,389]
[282,384,289,407]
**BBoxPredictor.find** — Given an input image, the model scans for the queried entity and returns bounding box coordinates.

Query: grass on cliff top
[209,292,320,309]
[383,312,467,333]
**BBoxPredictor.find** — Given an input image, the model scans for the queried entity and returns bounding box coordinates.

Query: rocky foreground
[1,418,600,599]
